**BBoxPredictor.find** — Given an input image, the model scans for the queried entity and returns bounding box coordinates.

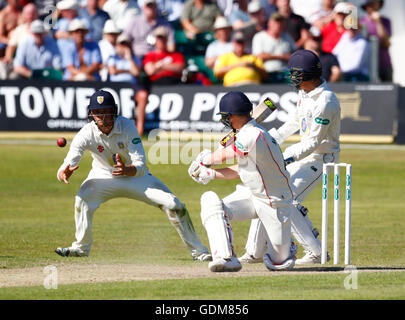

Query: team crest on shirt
[117,142,125,149]
[300,117,309,135]
[97,145,104,152]
[97,96,104,104]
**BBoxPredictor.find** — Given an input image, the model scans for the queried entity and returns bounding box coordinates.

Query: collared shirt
[14,35,62,70]
[214,52,265,87]
[79,8,111,42]
[102,0,140,30]
[123,13,174,59]
[232,119,293,208]
[205,40,234,59]
[252,31,296,72]
[57,116,148,180]
[59,39,102,80]
[107,53,141,84]
[181,0,222,32]
[332,32,370,76]
[272,80,341,161]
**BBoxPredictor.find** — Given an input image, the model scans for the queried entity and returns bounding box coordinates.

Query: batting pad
[201,191,234,259]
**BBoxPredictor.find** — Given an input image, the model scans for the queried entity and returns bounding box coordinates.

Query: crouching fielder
[55,90,210,261]
[188,91,296,272]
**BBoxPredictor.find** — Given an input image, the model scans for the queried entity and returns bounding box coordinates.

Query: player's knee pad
[200,191,234,259]
[200,191,225,226]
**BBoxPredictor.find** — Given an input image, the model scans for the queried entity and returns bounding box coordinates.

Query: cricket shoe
[238,253,263,264]
[55,247,87,257]
[209,257,242,272]
[263,253,295,271]
[195,252,213,262]
[295,251,330,265]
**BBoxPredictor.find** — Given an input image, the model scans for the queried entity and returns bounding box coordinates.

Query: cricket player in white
[188,91,296,272]
[240,49,341,264]
[55,90,211,261]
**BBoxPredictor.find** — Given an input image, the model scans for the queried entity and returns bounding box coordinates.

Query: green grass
[0,142,404,299]
[1,272,404,300]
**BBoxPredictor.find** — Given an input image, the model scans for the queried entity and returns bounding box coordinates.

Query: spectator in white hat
[320,1,354,53]
[54,0,81,40]
[98,19,121,81]
[60,19,102,80]
[204,16,233,69]
[102,0,139,31]
[13,20,62,78]
[248,0,266,32]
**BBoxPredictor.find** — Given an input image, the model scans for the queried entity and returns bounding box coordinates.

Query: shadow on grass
[292,266,405,272]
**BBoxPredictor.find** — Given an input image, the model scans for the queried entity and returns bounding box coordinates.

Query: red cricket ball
[57,137,67,147]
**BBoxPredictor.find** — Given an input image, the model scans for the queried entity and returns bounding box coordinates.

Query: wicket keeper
[240,49,341,264]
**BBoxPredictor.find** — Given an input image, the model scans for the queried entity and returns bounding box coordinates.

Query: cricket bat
[191,97,277,178]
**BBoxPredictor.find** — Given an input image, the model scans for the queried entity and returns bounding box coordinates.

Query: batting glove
[196,149,212,166]
[197,165,215,185]
[188,160,201,183]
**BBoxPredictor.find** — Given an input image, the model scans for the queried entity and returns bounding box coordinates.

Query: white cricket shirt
[57,116,148,180]
[271,80,341,161]
[232,119,293,208]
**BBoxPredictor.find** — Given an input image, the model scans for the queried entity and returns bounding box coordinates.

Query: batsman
[188,91,297,272]
[55,89,211,261]
[239,49,341,265]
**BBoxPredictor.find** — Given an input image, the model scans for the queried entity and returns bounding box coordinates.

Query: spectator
[13,20,62,79]
[216,0,233,17]
[4,3,38,64]
[276,0,311,48]
[227,0,252,30]
[213,31,266,86]
[33,0,57,20]
[360,0,392,81]
[98,19,121,81]
[304,34,341,82]
[54,0,80,40]
[248,0,267,32]
[61,19,102,81]
[320,1,353,53]
[181,0,222,40]
[260,0,277,20]
[138,0,186,22]
[143,26,186,85]
[332,24,370,82]
[0,42,11,79]
[182,63,212,85]
[102,0,139,31]
[310,0,335,31]
[108,34,149,135]
[124,0,174,60]
[204,16,233,69]
[252,12,295,82]
[79,0,110,42]
[289,0,322,23]
[0,0,22,44]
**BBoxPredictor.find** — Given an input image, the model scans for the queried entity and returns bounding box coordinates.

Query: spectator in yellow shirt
[214,31,266,87]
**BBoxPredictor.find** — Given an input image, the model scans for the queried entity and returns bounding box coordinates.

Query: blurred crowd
[0,0,393,133]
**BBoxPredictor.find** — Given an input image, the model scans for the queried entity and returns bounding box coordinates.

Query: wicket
[321,163,352,265]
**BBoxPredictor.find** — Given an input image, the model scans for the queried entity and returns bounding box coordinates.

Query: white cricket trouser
[245,154,338,257]
[71,170,207,257]
[203,185,292,264]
